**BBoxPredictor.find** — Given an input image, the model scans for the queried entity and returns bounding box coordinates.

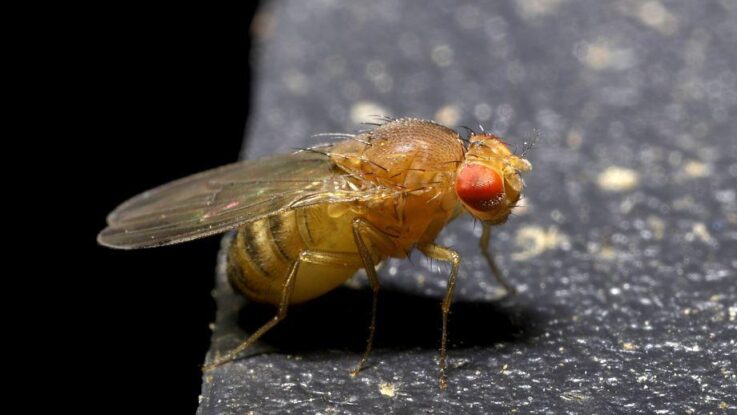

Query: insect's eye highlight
[455,164,505,212]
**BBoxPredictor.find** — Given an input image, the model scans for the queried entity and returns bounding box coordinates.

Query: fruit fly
[98,117,532,389]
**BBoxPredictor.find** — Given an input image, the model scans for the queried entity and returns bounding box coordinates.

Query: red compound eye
[455,164,505,211]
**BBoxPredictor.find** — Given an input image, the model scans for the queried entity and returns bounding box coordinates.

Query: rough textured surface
[199,1,737,413]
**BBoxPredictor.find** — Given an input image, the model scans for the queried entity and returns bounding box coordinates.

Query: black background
[85,4,258,413]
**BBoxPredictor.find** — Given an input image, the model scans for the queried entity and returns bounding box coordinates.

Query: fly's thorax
[327,118,468,257]
[455,133,532,225]
[330,118,465,189]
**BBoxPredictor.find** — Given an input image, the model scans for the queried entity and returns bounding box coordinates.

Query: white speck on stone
[574,41,636,71]
[515,0,566,19]
[683,160,710,177]
[511,225,570,261]
[378,382,397,398]
[597,166,639,192]
[435,104,461,126]
[637,1,678,35]
[684,344,701,352]
[350,102,390,124]
[691,223,716,245]
[647,216,666,239]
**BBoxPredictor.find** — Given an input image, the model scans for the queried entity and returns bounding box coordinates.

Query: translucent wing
[98,148,385,249]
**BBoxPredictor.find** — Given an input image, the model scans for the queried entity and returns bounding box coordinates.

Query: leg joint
[448,251,461,266]
[298,250,311,262]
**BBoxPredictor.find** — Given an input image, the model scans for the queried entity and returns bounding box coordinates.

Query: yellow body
[228,119,466,304]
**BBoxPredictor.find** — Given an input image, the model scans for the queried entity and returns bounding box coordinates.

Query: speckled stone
[198,0,737,413]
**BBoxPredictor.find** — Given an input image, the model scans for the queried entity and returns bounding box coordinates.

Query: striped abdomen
[227,204,362,305]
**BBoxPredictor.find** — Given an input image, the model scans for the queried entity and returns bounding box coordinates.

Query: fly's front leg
[480,223,517,295]
[203,249,364,371]
[350,217,390,377]
[418,243,460,390]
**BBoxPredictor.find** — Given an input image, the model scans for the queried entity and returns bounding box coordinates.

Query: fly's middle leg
[349,217,389,377]
[418,243,461,390]
[480,223,517,295]
[203,249,364,371]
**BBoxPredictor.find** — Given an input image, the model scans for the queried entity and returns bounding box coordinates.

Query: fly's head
[455,133,532,225]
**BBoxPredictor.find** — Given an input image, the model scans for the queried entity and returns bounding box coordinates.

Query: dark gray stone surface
[199,0,737,413]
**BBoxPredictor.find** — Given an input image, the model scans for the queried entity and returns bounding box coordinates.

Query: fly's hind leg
[350,217,390,377]
[480,223,517,295]
[203,249,364,371]
[418,243,461,390]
